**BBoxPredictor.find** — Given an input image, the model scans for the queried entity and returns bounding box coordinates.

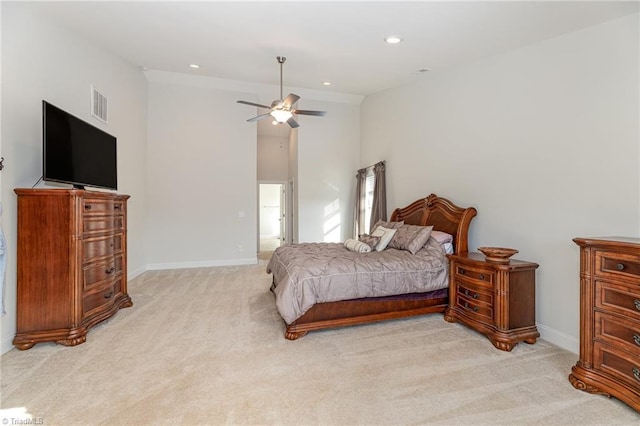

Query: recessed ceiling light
[384,35,403,44]
[189,64,200,69]
[322,81,332,86]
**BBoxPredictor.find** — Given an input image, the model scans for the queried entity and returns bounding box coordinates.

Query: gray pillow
[388,225,434,254]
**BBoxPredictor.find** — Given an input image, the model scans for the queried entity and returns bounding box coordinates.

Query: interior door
[279,184,286,245]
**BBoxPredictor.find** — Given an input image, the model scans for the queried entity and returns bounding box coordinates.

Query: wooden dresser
[444,252,539,351]
[13,189,132,350]
[569,237,640,412]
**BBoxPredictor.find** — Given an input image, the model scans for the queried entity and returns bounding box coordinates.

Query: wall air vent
[90,85,108,123]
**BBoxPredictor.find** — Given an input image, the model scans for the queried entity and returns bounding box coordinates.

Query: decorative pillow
[370,226,397,251]
[431,231,453,245]
[388,225,434,254]
[405,226,434,254]
[343,238,372,253]
[359,234,380,249]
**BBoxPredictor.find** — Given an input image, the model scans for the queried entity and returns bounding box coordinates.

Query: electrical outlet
[237,245,243,252]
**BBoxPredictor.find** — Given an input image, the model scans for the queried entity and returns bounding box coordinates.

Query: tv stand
[13,188,132,349]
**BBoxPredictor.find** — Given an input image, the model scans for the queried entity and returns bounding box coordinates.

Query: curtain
[353,167,367,238]
[369,161,387,231]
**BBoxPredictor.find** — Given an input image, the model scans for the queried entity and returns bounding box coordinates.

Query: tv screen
[43,100,117,190]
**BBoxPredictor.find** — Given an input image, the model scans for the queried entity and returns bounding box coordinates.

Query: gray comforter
[266,237,448,324]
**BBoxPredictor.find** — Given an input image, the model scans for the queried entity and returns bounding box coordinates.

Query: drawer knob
[464,289,479,299]
[114,205,121,210]
[634,300,640,311]
[633,367,640,382]
[459,269,465,275]
[633,334,640,346]
[463,302,479,312]
[104,292,113,299]
[616,263,625,271]
[479,274,485,280]
[105,267,115,274]
[85,204,92,210]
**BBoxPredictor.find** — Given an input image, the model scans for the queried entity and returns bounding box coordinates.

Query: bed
[267,193,477,340]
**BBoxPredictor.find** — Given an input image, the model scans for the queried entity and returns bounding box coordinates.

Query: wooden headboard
[389,194,477,254]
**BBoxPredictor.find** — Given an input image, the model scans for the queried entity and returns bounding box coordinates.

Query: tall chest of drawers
[13,189,132,350]
[569,237,640,411]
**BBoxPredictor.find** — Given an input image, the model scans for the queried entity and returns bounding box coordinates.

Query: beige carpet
[1,259,639,425]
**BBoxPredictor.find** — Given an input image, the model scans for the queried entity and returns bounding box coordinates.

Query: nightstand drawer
[456,281,493,306]
[453,264,494,288]
[595,312,640,353]
[594,342,640,391]
[596,250,640,282]
[596,281,640,322]
[455,294,493,322]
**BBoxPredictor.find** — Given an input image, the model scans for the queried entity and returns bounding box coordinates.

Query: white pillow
[343,238,372,253]
[370,226,397,251]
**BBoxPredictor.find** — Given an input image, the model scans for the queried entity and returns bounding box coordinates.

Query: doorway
[258,183,286,253]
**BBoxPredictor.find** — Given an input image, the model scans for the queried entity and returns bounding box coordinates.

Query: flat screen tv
[43,100,117,190]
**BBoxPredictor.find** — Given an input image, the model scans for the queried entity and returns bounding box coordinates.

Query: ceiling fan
[237,56,326,128]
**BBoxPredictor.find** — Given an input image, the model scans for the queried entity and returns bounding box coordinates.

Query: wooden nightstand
[444,252,539,351]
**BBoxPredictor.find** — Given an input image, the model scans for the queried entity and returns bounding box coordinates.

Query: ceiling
[31,1,638,98]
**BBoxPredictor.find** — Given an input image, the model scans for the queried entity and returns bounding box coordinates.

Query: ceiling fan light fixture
[270,109,293,123]
[237,56,326,128]
[384,35,403,44]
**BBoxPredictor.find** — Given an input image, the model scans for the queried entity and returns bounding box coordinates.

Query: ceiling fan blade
[281,93,300,108]
[287,117,300,128]
[293,109,327,117]
[247,113,272,122]
[237,100,271,109]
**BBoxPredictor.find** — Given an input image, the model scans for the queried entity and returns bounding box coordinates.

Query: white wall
[145,75,257,268]
[360,14,639,352]
[0,3,148,353]
[257,134,289,181]
[298,101,360,243]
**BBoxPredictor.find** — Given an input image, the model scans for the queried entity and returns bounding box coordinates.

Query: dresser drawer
[83,199,125,215]
[83,279,122,316]
[83,234,123,261]
[595,250,640,282]
[83,216,124,235]
[595,312,640,353]
[596,281,640,322]
[594,342,640,391]
[453,264,494,288]
[83,255,123,289]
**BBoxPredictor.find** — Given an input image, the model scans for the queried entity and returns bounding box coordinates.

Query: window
[363,170,375,233]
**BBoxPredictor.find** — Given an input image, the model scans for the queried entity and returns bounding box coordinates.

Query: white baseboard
[537,322,579,354]
[146,257,258,271]
[1,334,15,355]
[128,265,146,281]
